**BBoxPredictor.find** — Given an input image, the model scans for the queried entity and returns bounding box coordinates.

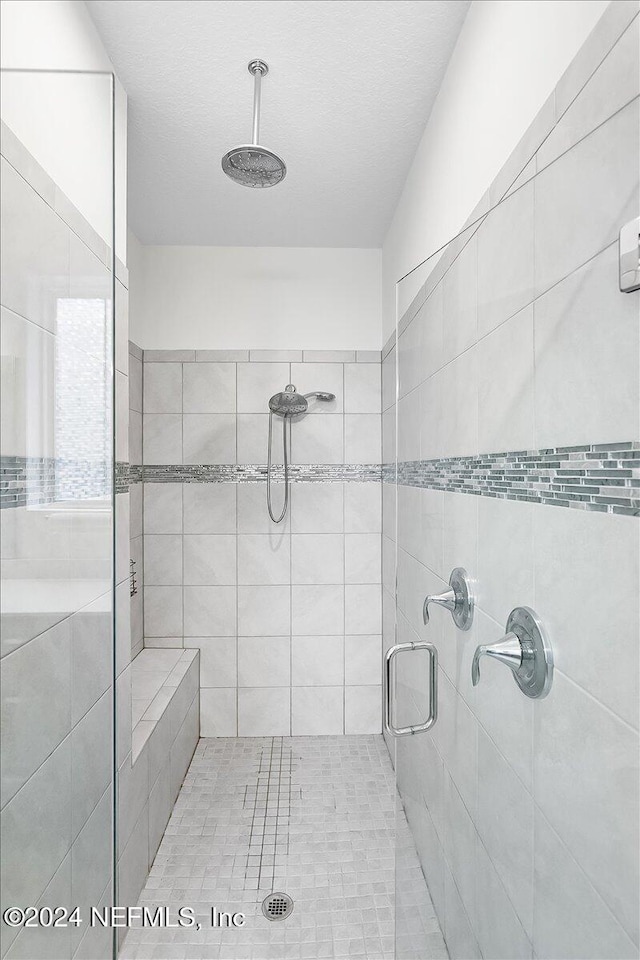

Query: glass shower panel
[392,19,639,957]
[1,71,116,960]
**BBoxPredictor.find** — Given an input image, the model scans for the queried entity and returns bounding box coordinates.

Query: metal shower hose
[266,410,291,523]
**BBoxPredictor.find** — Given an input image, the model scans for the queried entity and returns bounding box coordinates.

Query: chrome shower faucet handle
[471,606,553,699]
[423,567,474,631]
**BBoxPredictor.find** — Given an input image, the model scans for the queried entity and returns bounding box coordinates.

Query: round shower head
[221,145,286,188]
[222,60,286,188]
[269,384,308,416]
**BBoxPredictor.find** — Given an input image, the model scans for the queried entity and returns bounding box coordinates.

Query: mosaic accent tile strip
[2,459,380,505]
[387,441,640,517]
[1,456,111,508]
[142,463,383,483]
[116,461,143,493]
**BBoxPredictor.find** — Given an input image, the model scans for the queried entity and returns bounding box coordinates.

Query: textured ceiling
[87,0,470,246]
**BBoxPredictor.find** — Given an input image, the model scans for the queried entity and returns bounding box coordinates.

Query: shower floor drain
[262,892,294,921]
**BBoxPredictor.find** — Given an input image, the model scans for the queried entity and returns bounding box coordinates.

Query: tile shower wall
[0,120,115,960]
[141,352,383,736]
[386,6,640,960]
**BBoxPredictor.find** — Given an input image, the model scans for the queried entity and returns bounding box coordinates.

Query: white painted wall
[129,238,382,351]
[383,0,609,338]
[0,0,127,260]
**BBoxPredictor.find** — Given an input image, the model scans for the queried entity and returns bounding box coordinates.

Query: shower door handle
[384,641,438,737]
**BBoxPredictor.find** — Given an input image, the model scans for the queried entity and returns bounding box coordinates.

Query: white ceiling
[87,0,470,247]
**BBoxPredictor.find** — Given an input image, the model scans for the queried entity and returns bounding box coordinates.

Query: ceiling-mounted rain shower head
[222,59,287,188]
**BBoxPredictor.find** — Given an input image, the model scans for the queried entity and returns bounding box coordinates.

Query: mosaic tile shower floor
[120,735,447,960]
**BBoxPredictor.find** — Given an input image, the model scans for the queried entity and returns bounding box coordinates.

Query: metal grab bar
[384,641,438,737]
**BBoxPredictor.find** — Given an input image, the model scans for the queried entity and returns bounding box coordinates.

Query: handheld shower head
[304,391,336,402]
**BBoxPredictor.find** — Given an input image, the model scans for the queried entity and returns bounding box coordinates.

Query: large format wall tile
[475,836,533,960]
[183,361,236,413]
[1,308,55,459]
[291,533,343,584]
[144,483,183,534]
[238,584,290,636]
[292,686,343,735]
[0,738,72,911]
[183,483,236,534]
[344,362,381,413]
[143,362,182,414]
[533,808,638,960]
[534,99,639,296]
[534,243,639,447]
[344,685,381,734]
[537,14,640,173]
[238,687,290,736]
[1,158,69,333]
[534,671,639,943]
[183,414,236,463]
[236,361,290,412]
[290,362,344,412]
[70,788,112,954]
[291,414,344,463]
[477,180,534,337]
[238,533,289,585]
[533,505,639,727]
[200,688,236,737]
[291,482,343,532]
[477,304,534,454]
[443,233,478,364]
[184,534,237,586]
[477,728,534,938]
[143,413,182,464]
[1,619,71,806]
[184,585,236,636]
[292,635,344,686]
[70,691,112,841]
[238,636,290,687]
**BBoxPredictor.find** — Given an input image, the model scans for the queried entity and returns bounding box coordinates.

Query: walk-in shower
[4,4,639,960]
[266,383,335,522]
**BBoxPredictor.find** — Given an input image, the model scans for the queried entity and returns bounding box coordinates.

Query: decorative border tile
[2,458,380,505]
[116,461,142,493]
[386,441,640,517]
[143,463,382,483]
[1,456,112,508]
[8,442,639,515]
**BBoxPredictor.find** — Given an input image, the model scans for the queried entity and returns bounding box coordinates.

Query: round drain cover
[262,892,294,921]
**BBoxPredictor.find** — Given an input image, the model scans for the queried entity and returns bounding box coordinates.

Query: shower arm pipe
[250,61,268,145]
[252,70,261,144]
